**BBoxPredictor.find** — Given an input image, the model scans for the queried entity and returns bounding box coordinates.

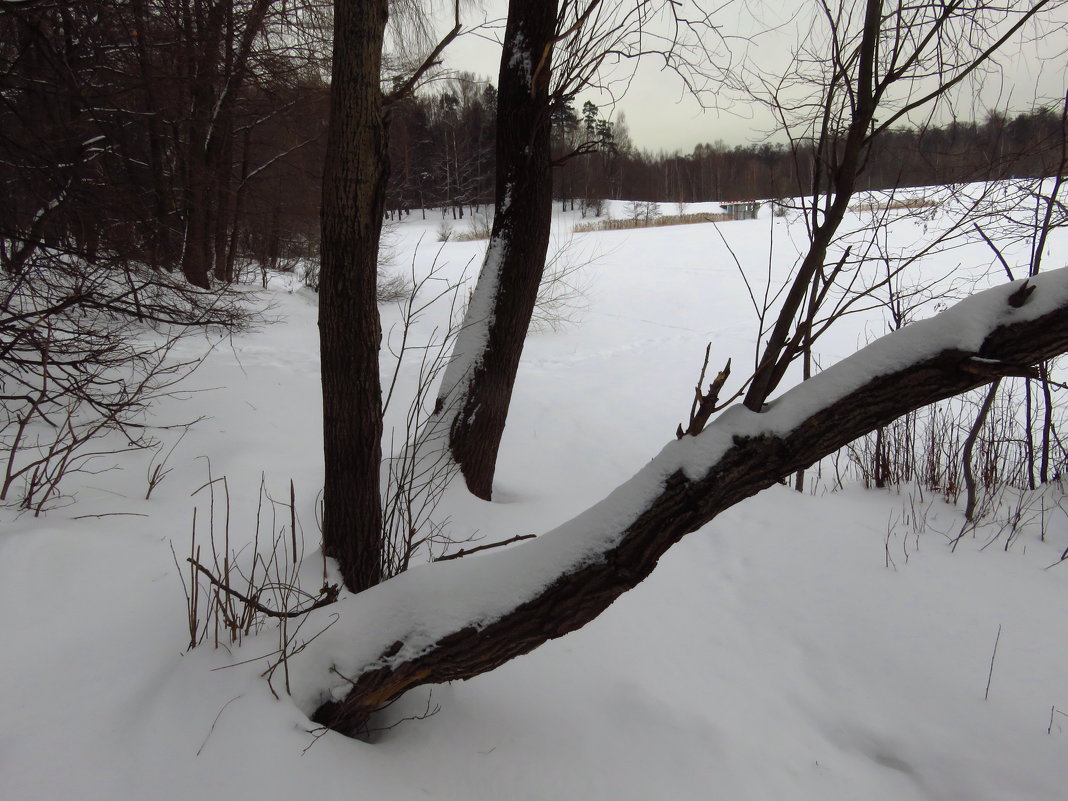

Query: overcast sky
[429,1,1068,155]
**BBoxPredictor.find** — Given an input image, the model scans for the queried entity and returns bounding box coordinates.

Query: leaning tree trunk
[434,0,559,500]
[318,0,389,593]
[312,274,1068,735]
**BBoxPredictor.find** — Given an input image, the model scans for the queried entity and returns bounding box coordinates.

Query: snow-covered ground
[2,188,1067,801]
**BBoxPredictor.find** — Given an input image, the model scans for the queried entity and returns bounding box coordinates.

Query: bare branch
[434,534,537,561]
[187,558,340,620]
[385,0,462,104]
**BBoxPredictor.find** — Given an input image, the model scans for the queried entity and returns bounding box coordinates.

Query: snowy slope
[1,190,1067,801]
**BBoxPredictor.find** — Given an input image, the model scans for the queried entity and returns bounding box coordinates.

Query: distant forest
[2,2,1064,280]
[387,75,1067,216]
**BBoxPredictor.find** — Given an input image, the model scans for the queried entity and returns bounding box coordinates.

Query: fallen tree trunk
[311,272,1068,735]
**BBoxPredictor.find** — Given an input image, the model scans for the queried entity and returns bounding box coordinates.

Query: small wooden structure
[720,201,762,221]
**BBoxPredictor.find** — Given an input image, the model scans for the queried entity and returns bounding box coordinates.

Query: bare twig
[196,695,244,757]
[985,623,1002,701]
[385,0,462,104]
[435,534,537,561]
[677,345,732,438]
[186,558,339,619]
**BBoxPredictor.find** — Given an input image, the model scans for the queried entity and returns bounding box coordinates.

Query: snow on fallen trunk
[293,271,1068,734]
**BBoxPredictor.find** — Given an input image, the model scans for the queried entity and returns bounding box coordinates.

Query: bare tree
[739,0,1063,412]
[318,0,389,593]
[0,0,270,509]
[0,231,248,512]
[318,0,462,592]
[960,92,1068,510]
[0,0,334,287]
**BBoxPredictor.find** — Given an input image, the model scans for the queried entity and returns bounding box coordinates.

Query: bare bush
[377,272,413,303]
[380,248,472,577]
[176,472,339,697]
[450,214,492,242]
[846,379,1059,502]
[1,246,248,512]
[302,221,411,301]
[529,233,598,333]
[623,200,661,225]
[580,197,606,218]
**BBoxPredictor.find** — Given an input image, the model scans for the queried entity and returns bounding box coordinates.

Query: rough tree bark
[319,0,389,593]
[313,273,1068,734]
[434,0,559,500]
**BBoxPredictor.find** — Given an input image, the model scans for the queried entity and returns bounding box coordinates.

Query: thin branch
[187,558,339,619]
[974,223,1016,281]
[533,0,605,96]
[434,534,537,561]
[385,0,462,104]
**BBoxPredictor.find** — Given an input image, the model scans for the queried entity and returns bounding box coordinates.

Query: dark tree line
[0,0,328,286]
[607,107,1068,204]
[384,94,1068,215]
[5,0,1062,286]
[383,81,621,219]
[8,0,1056,280]
[386,74,498,219]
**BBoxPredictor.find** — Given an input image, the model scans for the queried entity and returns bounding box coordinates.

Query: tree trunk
[962,380,1000,522]
[225,125,253,281]
[434,0,559,500]
[177,0,225,290]
[212,111,236,283]
[313,274,1068,734]
[131,0,175,271]
[742,0,882,411]
[318,0,388,593]
[181,120,215,289]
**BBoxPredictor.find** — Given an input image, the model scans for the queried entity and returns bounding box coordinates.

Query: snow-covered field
[2,189,1067,801]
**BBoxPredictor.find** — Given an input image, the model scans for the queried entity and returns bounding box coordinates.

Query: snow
[433,190,509,431]
[2,188,1068,801]
[507,33,532,86]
